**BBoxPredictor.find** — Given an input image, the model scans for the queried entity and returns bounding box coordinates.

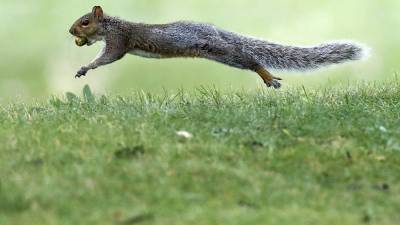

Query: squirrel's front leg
[75,39,127,78]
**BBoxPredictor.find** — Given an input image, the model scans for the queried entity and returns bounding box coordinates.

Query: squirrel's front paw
[75,67,88,78]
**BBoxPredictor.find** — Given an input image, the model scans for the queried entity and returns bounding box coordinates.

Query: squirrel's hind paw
[265,79,282,89]
[255,67,282,89]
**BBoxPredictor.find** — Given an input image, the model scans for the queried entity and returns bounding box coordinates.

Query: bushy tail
[258,41,368,71]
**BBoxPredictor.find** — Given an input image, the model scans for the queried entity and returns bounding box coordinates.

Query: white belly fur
[129,49,162,59]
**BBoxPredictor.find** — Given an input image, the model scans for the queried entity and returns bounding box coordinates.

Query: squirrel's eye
[81,20,90,26]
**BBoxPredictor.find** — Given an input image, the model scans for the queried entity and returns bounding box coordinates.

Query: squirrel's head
[69,6,105,46]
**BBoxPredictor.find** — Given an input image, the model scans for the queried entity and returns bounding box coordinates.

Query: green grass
[1,83,400,225]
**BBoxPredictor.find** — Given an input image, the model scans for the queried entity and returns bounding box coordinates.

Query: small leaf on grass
[83,84,95,103]
[176,130,193,139]
[374,156,386,161]
[379,126,388,133]
[114,146,145,159]
[282,129,293,137]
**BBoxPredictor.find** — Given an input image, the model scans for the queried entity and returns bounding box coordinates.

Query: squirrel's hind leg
[255,67,282,89]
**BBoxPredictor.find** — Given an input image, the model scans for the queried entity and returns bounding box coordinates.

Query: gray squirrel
[69,6,368,89]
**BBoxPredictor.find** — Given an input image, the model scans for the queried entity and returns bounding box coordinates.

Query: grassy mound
[1,83,399,225]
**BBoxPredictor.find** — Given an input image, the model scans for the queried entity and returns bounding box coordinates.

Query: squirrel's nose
[69,27,75,35]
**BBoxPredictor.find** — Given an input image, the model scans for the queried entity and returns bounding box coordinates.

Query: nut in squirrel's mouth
[75,36,88,47]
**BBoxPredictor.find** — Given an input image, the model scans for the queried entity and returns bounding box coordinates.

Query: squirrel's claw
[75,73,86,78]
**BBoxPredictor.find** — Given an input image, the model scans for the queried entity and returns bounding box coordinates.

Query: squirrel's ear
[92,6,104,21]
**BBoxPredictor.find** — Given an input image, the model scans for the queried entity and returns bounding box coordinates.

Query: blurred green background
[0,0,398,101]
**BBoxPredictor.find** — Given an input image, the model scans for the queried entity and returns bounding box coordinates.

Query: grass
[1,83,400,225]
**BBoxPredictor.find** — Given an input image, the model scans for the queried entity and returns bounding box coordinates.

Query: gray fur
[70,8,367,87]
[140,21,367,71]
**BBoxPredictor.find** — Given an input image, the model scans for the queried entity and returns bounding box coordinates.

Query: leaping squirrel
[69,6,368,89]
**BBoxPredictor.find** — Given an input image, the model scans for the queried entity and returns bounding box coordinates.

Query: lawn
[1,83,399,225]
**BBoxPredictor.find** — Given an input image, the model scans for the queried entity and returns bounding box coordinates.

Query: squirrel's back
[140,21,368,71]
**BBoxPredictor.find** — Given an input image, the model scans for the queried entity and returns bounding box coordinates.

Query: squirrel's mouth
[74,36,88,47]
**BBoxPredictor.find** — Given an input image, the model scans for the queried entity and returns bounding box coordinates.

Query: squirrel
[69,6,368,89]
